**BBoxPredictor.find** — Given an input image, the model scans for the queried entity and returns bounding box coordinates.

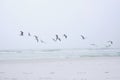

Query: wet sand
[0,57,120,80]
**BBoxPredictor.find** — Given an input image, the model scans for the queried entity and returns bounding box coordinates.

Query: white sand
[0,57,120,80]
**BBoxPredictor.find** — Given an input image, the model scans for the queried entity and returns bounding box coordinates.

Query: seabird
[105,41,113,48]
[80,35,85,40]
[55,34,59,40]
[28,33,31,36]
[107,41,113,44]
[34,35,39,42]
[20,31,24,36]
[63,34,67,39]
[58,38,61,41]
[55,34,61,42]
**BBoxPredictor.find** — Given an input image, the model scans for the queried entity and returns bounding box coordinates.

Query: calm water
[0,48,120,60]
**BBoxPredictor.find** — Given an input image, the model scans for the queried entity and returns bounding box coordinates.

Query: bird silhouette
[80,35,85,40]
[20,31,24,36]
[90,44,96,46]
[56,35,61,41]
[105,41,113,48]
[53,34,61,42]
[28,33,31,36]
[55,34,59,39]
[107,41,113,44]
[58,38,61,41]
[63,34,67,39]
[34,35,39,43]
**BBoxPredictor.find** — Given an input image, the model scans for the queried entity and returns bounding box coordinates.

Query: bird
[52,38,57,42]
[55,34,59,40]
[34,35,39,42]
[20,31,24,36]
[105,41,113,48]
[107,41,113,44]
[55,34,61,42]
[58,38,61,41]
[63,34,67,39]
[28,33,31,36]
[80,35,85,40]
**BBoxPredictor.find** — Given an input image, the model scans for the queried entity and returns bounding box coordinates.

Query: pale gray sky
[0,0,120,50]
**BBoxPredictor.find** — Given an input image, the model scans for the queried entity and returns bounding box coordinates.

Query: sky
[0,0,120,50]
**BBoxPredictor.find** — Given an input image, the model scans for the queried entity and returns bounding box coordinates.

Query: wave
[0,48,120,60]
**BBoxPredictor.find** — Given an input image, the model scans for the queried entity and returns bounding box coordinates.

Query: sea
[0,48,120,60]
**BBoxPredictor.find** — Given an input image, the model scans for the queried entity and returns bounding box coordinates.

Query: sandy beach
[0,57,120,80]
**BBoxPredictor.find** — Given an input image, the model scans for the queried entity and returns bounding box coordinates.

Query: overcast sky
[0,0,120,50]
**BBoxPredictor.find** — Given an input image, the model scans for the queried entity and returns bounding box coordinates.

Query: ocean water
[0,48,120,60]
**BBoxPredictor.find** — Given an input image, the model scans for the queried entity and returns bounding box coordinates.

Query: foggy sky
[0,0,120,50]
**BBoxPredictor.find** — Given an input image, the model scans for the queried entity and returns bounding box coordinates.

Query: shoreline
[0,56,120,64]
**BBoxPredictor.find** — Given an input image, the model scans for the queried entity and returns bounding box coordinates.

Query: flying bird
[107,41,113,44]
[63,34,67,39]
[58,38,61,41]
[28,33,31,36]
[34,35,39,43]
[55,34,59,39]
[20,31,24,36]
[105,41,113,48]
[80,35,85,40]
[55,34,61,42]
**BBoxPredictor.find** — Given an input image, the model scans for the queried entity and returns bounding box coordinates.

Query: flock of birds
[20,31,70,43]
[20,31,113,48]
